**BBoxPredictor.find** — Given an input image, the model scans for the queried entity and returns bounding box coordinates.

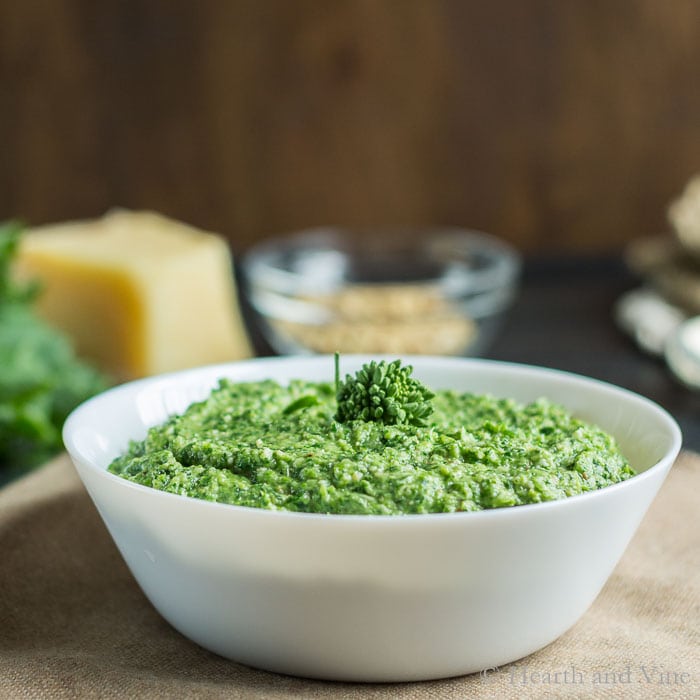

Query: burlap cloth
[1,453,698,699]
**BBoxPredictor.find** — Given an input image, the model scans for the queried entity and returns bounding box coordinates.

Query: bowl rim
[64,355,683,525]
[240,226,521,298]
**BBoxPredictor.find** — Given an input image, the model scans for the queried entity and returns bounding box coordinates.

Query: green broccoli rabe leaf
[334,355,435,426]
[282,394,321,415]
[0,222,109,475]
[0,221,38,305]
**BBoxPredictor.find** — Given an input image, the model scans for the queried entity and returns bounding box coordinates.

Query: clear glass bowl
[241,228,521,356]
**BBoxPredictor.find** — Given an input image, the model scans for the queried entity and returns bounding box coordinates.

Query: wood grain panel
[1,0,699,254]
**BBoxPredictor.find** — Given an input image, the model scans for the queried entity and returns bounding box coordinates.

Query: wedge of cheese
[17,210,253,381]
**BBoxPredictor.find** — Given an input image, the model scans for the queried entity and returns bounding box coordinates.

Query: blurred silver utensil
[615,287,700,389]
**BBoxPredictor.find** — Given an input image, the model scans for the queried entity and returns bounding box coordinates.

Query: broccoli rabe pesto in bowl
[108,358,634,514]
[64,356,681,680]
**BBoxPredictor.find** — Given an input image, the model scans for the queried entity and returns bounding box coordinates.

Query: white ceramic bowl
[63,356,681,682]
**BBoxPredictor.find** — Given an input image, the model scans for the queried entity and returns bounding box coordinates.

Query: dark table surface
[247,255,700,452]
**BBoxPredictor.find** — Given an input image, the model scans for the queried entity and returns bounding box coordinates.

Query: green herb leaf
[0,221,109,475]
[282,394,321,415]
[0,220,38,305]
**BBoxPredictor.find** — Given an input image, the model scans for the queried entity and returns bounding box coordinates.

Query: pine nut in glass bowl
[63,355,681,682]
[241,228,521,356]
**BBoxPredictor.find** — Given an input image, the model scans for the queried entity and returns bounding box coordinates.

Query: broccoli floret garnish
[334,354,434,426]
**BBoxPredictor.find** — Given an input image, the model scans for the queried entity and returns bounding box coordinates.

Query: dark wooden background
[2,0,700,254]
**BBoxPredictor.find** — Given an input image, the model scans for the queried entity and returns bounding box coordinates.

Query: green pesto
[108,378,635,515]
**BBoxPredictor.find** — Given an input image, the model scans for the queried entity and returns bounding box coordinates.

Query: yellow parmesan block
[17,210,254,381]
